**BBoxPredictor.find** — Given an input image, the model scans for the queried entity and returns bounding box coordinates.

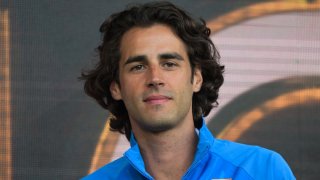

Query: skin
[110,24,203,179]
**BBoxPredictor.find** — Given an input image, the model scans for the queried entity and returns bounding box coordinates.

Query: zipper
[126,156,154,180]
[182,145,210,179]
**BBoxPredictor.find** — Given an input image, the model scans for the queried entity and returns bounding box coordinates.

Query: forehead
[119,24,188,61]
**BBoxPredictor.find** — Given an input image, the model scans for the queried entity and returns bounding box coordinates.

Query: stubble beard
[131,104,184,134]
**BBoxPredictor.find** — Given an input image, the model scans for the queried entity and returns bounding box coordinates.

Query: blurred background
[1,0,320,179]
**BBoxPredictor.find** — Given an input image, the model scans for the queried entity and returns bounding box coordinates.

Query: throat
[139,130,199,179]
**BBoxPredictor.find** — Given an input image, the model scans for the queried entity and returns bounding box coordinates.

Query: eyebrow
[159,52,184,61]
[124,52,184,66]
[124,55,147,65]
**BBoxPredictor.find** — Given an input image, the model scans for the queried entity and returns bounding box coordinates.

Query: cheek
[120,77,143,97]
[173,75,194,95]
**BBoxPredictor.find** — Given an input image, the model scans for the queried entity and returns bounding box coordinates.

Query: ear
[110,81,122,100]
[192,67,203,92]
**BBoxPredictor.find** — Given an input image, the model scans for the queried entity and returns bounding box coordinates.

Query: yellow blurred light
[217,88,320,141]
[0,9,12,180]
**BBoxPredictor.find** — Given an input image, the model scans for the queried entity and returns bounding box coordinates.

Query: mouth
[143,95,172,104]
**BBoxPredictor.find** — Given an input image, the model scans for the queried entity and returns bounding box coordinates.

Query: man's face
[110,24,202,133]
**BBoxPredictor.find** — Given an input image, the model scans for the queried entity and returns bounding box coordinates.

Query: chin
[140,120,177,133]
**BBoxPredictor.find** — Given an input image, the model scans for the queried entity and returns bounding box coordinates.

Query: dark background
[0,0,319,179]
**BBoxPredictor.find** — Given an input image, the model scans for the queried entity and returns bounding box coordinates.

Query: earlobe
[193,68,203,92]
[110,81,122,100]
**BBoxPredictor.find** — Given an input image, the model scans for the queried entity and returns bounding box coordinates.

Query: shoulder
[212,138,275,161]
[210,139,295,179]
[81,157,132,180]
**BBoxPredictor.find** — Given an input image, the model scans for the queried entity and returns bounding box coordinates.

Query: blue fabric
[82,120,295,180]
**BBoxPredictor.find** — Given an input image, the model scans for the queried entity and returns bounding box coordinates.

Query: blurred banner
[1,0,320,179]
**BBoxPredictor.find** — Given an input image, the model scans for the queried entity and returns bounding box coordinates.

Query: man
[81,1,295,179]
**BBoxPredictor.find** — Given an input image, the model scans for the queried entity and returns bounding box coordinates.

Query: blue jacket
[82,121,295,179]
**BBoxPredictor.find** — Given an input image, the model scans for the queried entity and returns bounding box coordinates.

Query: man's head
[81,1,224,140]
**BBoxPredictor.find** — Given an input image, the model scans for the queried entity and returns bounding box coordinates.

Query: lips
[143,95,172,104]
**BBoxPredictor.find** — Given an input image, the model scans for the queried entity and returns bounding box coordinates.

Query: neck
[132,118,198,179]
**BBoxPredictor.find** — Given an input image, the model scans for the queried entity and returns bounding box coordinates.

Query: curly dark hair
[80,1,224,140]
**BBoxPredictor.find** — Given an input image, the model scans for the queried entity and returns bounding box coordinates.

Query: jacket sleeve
[269,152,296,180]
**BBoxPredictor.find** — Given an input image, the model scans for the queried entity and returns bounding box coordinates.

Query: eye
[130,64,146,72]
[162,62,178,70]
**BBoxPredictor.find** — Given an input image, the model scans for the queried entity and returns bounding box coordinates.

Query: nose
[146,66,165,88]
